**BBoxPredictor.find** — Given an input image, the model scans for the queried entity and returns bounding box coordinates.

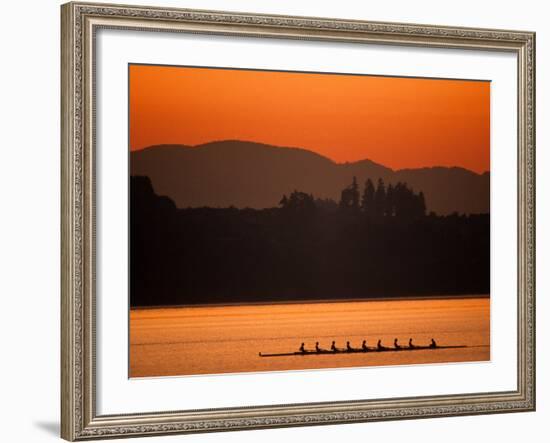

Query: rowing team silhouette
[298,338,438,353]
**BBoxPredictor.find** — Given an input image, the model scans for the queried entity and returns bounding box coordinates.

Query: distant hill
[130,140,489,215]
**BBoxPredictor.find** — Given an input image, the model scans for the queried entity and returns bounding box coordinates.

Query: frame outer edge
[532,32,536,411]
[527,31,536,410]
[517,31,535,410]
[60,1,536,439]
[61,2,77,441]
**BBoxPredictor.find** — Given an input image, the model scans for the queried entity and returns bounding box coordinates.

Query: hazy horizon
[133,139,490,175]
[129,64,490,173]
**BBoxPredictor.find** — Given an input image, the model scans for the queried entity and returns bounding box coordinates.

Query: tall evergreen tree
[393,182,404,217]
[374,178,386,217]
[340,177,360,212]
[361,178,375,215]
[391,182,427,219]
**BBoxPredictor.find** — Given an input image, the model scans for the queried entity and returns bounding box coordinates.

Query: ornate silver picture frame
[61,1,535,440]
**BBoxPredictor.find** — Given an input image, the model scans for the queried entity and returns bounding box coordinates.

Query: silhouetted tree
[374,178,386,217]
[339,176,360,212]
[282,190,316,213]
[340,188,353,210]
[391,182,427,220]
[394,182,409,218]
[361,178,375,216]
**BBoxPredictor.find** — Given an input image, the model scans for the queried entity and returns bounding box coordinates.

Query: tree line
[130,176,490,307]
[280,177,426,219]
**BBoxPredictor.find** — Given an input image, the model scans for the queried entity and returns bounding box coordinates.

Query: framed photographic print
[61,1,536,440]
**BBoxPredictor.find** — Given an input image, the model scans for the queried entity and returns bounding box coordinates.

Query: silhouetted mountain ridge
[131,140,489,215]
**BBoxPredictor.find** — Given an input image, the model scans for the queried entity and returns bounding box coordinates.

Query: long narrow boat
[258,345,466,357]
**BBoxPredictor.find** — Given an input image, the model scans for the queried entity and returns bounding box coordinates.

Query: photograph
[128,64,491,378]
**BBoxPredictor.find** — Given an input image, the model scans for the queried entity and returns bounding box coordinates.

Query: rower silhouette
[430,338,437,349]
[331,341,337,352]
[299,342,306,353]
[346,341,353,351]
[394,338,401,349]
[362,340,368,351]
[409,338,415,348]
[377,339,384,351]
[315,342,321,352]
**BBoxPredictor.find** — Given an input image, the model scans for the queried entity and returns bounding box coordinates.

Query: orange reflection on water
[129,297,490,377]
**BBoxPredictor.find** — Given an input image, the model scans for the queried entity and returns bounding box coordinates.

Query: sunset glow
[129,64,490,173]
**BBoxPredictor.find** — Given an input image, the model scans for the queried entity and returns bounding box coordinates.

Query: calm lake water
[129,297,489,377]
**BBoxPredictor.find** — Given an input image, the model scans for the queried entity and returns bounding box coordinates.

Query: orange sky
[129,64,490,173]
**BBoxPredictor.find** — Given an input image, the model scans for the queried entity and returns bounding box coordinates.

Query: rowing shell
[258,345,466,357]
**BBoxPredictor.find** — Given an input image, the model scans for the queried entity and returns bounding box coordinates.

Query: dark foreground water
[130,297,489,377]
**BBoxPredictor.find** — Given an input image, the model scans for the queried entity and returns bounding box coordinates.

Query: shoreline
[130,294,489,310]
